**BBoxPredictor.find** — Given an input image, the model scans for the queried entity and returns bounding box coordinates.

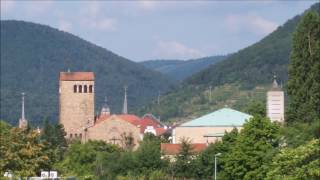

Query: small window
[80,133,82,139]
[79,85,82,93]
[70,134,73,138]
[89,85,93,93]
[84,85,88,93]
[75,133,78,137]
[73,85,77,93]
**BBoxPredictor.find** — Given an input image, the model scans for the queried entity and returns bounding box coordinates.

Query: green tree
[40,120,67,169]
[195,128,238,179]
[0,121,49,177]
[244,100,266,117]
[171,138,196,178]
[287,10,320,124]
[135,133,167,175]
[223,116,281,179]
[266,139,320,179]
[280,121,320,148]
[55,140,119,178]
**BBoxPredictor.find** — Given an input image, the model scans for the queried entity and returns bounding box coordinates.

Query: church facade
[58,71,167,149]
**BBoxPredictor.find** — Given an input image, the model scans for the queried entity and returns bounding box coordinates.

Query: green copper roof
[180,108,252,127]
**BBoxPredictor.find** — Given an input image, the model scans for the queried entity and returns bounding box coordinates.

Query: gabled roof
[60,72,94,81]
[117,114,141,126]
[180,108,252,127]
[161,143,207,155]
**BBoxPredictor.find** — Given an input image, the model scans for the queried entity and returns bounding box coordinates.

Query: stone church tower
[267,76,285,123]
[59,72,95,139]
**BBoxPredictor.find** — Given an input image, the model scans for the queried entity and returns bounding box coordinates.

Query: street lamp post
[214,153,222,180]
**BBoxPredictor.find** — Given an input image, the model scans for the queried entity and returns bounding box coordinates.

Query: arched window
[74,85,77,93]
[79,85,82,93]
[89,85,93,93]
[80,133,82,139]
[75,133,78,137]
[84,85,88,93]
[70,134,73,138]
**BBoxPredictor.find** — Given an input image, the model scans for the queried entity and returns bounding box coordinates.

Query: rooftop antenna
[64,58,71,73]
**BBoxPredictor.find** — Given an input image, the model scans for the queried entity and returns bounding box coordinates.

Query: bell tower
[267,76,285,122]
[59,71,95,140]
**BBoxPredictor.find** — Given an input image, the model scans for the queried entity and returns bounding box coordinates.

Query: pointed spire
[272,75,279,88]
[19,92,28,129]
[271,74,281,91]
[21,92,25,120]
[122,86,128,114]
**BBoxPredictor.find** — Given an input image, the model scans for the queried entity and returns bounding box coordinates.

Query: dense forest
[0,20,175,125]
[137,3,320,122]
[140,55,227,81]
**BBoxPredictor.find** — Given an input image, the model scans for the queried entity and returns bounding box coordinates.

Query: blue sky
[1,0,317,61]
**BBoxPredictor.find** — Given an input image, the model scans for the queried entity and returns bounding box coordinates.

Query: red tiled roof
[139,116,163,134]
[60,72,94,81]
[161,143,207,155]
[155,128,167,136]
[117,114,141,126]
[141,116,162,127]
[95,114,111,124]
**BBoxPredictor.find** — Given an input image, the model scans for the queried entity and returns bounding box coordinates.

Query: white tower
[267,76,285,122]
[19,92,28,129]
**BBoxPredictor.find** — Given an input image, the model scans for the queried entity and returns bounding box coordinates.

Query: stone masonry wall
[59,80,94,139]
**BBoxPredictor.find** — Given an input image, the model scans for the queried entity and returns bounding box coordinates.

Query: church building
[58,71,167,149]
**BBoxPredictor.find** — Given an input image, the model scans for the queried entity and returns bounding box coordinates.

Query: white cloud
[80,1,117,31]
[226,14,278,35]
[138,0,158,10]
[58,20,73,32]
[154,40,205,59]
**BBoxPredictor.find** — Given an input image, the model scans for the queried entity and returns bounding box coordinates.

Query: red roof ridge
[60,72,94,81]
[161,143,207,155]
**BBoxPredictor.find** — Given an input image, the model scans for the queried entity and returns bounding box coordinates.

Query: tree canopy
[287,10,320,124]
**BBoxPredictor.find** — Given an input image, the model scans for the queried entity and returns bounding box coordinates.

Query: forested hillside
[137,3,320,122]
[0,20,175,125]
[140,55,226,81]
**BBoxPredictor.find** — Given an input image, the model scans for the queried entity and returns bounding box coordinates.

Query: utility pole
[157,90,161,105]
[214,153,222,180]
[209,85,212,102]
